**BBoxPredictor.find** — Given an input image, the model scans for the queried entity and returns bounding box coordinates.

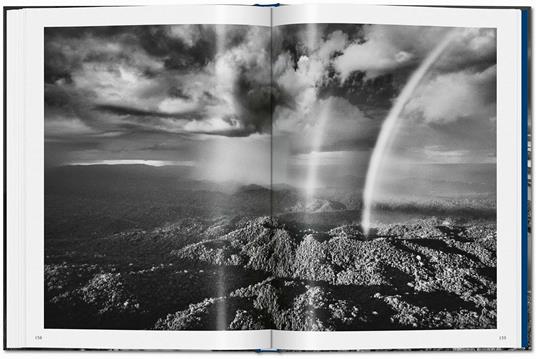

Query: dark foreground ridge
[45,216,497,331]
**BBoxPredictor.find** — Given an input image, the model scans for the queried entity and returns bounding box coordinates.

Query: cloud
[272,23,497,188]
[45,115,96,137]
[333,25,442,80]
[45,25,271,142]
[45,22,498,184]
[274,29,349,97]
[183,117,241,133]
[334,35,410,80]
[273,29,360,140]
[273,23,497,133]
[275,96,377,155]
[435,28,496,72]
[166,25,201,47]
[45,24,272,170]
[405,64,496,124]
[333,25,496,81]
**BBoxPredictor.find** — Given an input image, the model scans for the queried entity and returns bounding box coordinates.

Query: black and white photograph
[44,24,274,330]
[269,23,498,331]
[44,22,497,332]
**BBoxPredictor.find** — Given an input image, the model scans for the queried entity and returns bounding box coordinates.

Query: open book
[4,3,530,351]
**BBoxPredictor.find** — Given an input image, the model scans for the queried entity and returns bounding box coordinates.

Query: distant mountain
[236,184,270,193]
[231,184,271,209]
[286,198,347,213]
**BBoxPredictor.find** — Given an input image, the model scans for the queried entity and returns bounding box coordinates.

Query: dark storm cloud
[45,24,272,166]
[167,86,191,100]
[319,70,403,112]
[232,73,273,134]
[44,25,216,77]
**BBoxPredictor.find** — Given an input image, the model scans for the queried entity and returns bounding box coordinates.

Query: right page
[271,4,524,351]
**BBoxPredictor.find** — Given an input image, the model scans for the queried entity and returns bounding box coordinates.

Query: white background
[0,0,534,358]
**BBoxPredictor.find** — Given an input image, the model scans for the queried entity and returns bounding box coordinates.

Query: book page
[270,4,522,351]
[11,4,273,350]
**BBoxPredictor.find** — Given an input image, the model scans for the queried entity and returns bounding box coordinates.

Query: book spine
[520,7,530,350]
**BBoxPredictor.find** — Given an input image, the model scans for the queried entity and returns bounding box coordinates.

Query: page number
[499,335,507,341]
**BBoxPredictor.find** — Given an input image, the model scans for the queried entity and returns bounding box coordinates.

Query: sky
[271,24,497,199]
[44,25,272,185]
[45,23,497,195]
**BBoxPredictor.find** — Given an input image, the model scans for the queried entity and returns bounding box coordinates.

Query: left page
[7,4,272,350]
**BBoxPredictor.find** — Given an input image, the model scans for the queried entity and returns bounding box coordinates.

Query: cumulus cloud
[405,65,496,124]
[166,25,201,47]
[332,25,439,80]
[333,25,496,80]
[272,23,497,187]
